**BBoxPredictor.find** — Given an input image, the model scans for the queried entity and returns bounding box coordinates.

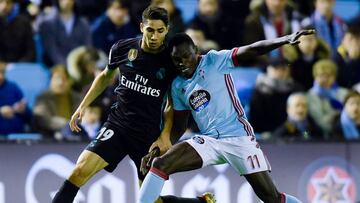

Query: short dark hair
[55,0,78,14]
[346,23,360,37]
[107,0,130,9]
[344,91,360,105]
[142,6,169,26]
[168,33,196,49]
[51,64,69,78]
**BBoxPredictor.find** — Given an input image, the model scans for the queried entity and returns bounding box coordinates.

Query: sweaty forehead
[143,19,167,29]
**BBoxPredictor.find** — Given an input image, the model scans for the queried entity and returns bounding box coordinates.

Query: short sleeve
[206,48,239,73]
[171,81,189,111]
[107,39,133,69]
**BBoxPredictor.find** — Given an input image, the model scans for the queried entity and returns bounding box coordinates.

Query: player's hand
[140,147,160,175]
[0,106,15,119]
[287,29,316,45]
[69,107,85,132]
[13,99,26,113]
[149,136,172,155]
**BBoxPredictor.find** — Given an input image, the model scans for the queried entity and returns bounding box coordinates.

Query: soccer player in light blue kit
[138,30,315,203]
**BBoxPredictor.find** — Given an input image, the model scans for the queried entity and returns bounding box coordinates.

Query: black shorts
[85,122,155,180]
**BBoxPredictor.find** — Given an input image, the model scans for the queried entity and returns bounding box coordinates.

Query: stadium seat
[5,63,50,109]
[174,0,197,23]
[7,133,43,141]
[334,0,360,21]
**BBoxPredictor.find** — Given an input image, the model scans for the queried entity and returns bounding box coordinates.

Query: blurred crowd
[0,0,360,142]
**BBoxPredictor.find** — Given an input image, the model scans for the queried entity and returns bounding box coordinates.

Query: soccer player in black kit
[52,6,215,203]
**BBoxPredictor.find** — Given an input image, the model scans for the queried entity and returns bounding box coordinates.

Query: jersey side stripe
[224,74,252,136]
[225,74,255,136]
[224,74,243,117]
[225,74,244,115]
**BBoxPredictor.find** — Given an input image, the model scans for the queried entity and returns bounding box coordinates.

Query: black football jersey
[107,38,176,142]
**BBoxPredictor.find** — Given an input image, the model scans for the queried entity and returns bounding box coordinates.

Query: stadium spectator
[60,103,102,141]
[80,76,118,125]
[188,0,241,49]
[151,0,185,38]
[243,0,302,58]
[39,0,91,66]
[291,0,314,16]
[220,0,251,23]
[91,0,139,54]
[307,59,348,138]
[0,63,31,136]
[332,91,360,141]
[67,46,113,124]
[75,0,109,23]
[0,0,36,63]
[26,0,56,32]
[185,25,219,54]
[127,0,150,29]
[273,92,323,141]
[334,23,360,88]
[303,0,345,53]
[249,57,302,135]
[283,25,331,90]
[32,65,81,139]
[66,46,107,92]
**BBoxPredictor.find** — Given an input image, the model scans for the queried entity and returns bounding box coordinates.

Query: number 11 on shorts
[247,155,260,169]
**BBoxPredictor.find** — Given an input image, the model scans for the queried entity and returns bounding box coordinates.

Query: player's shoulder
[202,50,222,61]
[110,37,141,53]
[205,49,232,57]
[200,49,223,63]
[108,38,140,68]
[202,49,233,65]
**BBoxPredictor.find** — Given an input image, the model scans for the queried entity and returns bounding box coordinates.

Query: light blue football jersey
[171,49,255,139]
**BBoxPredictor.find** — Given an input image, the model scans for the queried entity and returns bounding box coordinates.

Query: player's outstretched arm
[69,67,118,132]
[235,29,315,61]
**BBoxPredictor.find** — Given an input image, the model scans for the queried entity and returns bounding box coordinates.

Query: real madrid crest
[128,49,138,61]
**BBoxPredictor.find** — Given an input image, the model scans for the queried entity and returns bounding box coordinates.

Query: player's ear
[163,25,169,36]
[194,45,199,54]
[140,22,144,33]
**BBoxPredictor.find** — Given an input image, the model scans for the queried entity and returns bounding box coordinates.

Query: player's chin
[149,43,160,49]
